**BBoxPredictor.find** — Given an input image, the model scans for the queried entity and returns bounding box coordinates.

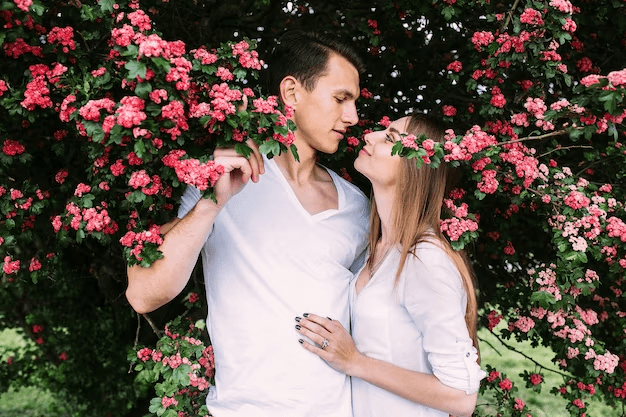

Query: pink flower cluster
[21,64,68,111]
[520,8,544,26]
[471,31,494,51]
[444,126,498,162]
[162,150,225,191]
[47,26,76,53]
[2,256,20,275]
[115,96,147,129]
[79,98,116,121]
[119,224,164,261]
[231,40,263,70]
[2,139,26,156]
[53,202,118,235]
[440,199,479,241]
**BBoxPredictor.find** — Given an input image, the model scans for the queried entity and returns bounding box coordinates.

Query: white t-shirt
[178,156,369,417]
[350,241,486,417]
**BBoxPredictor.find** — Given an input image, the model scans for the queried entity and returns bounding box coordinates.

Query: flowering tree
[1,0,625,416]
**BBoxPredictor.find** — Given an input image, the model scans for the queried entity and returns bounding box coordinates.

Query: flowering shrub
[1,0,625,416]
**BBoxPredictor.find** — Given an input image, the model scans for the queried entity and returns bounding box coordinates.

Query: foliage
[1,0,626,416]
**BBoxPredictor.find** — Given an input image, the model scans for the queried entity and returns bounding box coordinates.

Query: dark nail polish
[295,324,301,330]
[295,317,301,322]
[327,317,332,321]
[298,339,304,344]
[303,313,309,317]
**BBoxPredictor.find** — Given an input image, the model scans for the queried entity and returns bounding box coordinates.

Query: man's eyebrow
[334,89,357,99]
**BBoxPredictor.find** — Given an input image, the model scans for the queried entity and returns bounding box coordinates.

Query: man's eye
[336,97,346,103]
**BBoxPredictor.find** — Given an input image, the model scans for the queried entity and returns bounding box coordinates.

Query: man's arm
[125,145,264,314]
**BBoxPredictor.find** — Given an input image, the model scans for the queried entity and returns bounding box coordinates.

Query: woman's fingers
[300,313,336,333]
[296,319,330,348]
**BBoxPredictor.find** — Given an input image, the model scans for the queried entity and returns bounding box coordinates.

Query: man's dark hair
[267,30,365,97]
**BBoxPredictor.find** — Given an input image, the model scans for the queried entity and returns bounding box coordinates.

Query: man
[126,31,369,417]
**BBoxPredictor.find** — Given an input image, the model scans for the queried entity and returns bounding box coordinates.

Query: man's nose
[342,102,359,126]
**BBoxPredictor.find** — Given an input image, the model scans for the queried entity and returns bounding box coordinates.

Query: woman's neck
[372,184,395,248]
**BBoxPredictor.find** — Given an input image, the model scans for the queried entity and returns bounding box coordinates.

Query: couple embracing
[126,30,486,417]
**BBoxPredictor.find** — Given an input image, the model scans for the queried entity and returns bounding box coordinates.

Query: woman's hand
[296,313,364,376]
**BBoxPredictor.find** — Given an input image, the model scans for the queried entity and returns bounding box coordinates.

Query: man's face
[291,53,360,155]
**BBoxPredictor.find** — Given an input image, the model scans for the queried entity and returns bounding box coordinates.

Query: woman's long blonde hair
[366,113,480,355]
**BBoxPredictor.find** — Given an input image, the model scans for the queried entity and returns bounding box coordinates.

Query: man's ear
[279,76,299,108]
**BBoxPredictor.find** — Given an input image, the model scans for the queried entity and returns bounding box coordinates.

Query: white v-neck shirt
[178,156,369,417]
[350,242,486,417]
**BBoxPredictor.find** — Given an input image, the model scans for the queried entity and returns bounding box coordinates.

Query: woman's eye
[385,134,394,142]
[335,97,346,103]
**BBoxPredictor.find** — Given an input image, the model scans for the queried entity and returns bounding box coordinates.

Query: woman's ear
[279,76,299,108]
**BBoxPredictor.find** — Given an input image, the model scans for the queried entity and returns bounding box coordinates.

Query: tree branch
[494,129,569,147]
[487,329,573,379]
[538,144,593,158]
[501,0,521,32]
[142,313,163,338]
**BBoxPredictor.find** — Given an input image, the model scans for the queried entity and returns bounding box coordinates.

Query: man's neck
[273,141,320,185]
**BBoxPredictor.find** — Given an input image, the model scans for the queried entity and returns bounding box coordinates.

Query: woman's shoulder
[402,239,463,291]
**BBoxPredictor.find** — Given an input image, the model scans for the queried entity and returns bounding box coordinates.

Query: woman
[296,114,486,417]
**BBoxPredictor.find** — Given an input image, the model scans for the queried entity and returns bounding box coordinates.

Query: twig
[478,335,503,357]
[538,144,593,158]
[488,329,573,379]
[501,0,521,32]
[494,129,569,146]
[142,313,163,337]
[129,312,141,373]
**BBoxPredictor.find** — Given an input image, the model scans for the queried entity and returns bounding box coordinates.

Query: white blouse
[350,241,486,417]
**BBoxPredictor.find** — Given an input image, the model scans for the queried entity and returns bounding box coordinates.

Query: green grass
[0,327,621,416]
[477,327,618,416]
[0,329,62,417]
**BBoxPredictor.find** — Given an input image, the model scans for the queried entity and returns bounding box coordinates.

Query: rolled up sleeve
[400,244,486,394]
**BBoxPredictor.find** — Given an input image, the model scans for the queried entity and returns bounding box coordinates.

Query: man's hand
[207,138,265,209]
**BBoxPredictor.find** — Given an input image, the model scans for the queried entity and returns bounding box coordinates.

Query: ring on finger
[321,338,329,349]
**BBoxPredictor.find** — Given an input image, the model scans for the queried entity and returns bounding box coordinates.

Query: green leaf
[125,61,147,80]
[531,291,556,307]
[259,141,281,158]
[99,0,115,13]
[234,143,252,158]
[134,82,153,99]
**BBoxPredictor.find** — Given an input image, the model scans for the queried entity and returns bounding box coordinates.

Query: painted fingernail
[295,317,301,322]
[298,339,304,344]
[303,313,309,317]
[295,324,301,330]
[327,317,332,321]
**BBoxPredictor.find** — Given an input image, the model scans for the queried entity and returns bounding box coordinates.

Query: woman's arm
[296,314,477,417]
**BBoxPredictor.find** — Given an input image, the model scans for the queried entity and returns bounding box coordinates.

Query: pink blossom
[520,8,544,25]
[442,105,457,117]
[499,378,513,391]
[529,373,543,385]
[514,316,535,332]
[564,190,591,209]
[2,139,26,156]
[129,170,151,189]
[446,60,462,72]
[74,183,91,197]
[471,31,494,51]
[3,256,20,275]
[127,10,151,31]
[514,398,525,410]
[161,396,178,408]
[550,0,574,14]
[607,69,626,87]
[14,0,32,12]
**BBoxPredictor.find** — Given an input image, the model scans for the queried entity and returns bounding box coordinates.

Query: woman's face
[354,116,409,188]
